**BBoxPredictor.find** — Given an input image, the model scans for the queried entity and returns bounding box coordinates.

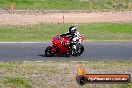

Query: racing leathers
[60,31,81,50]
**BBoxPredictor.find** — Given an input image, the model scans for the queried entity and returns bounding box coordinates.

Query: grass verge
[0,0,131,10]
[3,77,32,88]
[0,60,131,88]
[0,23,132,42]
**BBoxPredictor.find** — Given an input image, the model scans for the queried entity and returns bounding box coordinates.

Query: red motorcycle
[45,35,84,57]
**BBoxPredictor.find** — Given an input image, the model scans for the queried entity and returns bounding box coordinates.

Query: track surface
[0,42,132,61]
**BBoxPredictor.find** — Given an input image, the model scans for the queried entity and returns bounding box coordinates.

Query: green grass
[0,23,132,42]
[0,0,131,10]
[0,61,61,75]
[0,61,131,88]
[0,0,87,10]
[4,77,32,88]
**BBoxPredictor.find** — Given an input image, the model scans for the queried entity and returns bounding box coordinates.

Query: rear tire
[71,43,84,56]
[76,43,84,56]
[45,46,52,57]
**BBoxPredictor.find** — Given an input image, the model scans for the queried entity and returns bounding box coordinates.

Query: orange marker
[10,0,14,14]
[62,15,65,24]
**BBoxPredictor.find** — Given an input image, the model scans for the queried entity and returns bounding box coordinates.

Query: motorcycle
[45,35,84,57]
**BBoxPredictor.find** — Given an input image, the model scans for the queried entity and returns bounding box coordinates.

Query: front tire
[45,46,52,57]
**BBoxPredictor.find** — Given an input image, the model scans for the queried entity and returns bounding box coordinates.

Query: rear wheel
[76,43,84,56]
[71,43,84,56]
[45,46,52,57]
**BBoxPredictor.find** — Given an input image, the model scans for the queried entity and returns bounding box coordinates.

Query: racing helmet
[69,26,77,34]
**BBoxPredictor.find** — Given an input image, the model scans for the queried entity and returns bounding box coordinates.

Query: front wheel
[45,46,52,57]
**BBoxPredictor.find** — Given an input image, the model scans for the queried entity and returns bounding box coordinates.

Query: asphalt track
[0,42,132,61]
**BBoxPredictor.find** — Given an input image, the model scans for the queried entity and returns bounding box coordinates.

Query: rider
[60,26,82,50]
